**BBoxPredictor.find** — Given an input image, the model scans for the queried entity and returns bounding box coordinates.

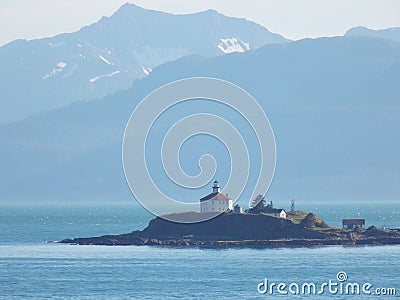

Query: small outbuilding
[264,208,287,219]
[233,204,243,213]
[342,219,365,229]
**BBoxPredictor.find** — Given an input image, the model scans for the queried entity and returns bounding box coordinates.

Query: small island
[61,181,400,247]
[61,210,400,247]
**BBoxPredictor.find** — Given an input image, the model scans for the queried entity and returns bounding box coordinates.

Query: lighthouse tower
[212,180,220,193]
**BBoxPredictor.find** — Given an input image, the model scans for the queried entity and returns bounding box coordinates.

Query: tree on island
[247,194,266,214]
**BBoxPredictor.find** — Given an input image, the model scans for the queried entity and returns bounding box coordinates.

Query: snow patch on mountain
[43,61,68,79]
[89,71,120,83]
[141,66,152,75]
[99,55,113,65]
[57,61,67,68]
[217,38,250,53]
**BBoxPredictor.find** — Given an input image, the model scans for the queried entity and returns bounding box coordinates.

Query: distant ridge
[345,26,400,43]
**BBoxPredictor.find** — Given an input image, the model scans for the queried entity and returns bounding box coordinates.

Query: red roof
[200,192,232,202]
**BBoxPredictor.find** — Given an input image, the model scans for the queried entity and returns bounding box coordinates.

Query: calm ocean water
[0,201,399,299]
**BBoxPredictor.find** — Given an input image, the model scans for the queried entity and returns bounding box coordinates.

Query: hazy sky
[1,0,399,46]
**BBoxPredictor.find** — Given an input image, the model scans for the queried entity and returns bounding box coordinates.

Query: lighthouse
[200,180,233,213]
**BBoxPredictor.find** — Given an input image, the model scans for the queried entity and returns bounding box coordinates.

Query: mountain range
[1,35,399,203]
[0,3,288,124]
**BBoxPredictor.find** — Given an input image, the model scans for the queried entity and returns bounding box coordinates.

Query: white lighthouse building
[200,180,233,213]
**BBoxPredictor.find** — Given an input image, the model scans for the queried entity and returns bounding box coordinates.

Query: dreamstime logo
[122,77,276,223]
[336,271,348,282]
[257,272,397,296]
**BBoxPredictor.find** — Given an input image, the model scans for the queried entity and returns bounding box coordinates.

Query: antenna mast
[291,199,295,212]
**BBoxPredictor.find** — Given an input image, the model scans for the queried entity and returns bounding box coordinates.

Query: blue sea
[0,201,399,299]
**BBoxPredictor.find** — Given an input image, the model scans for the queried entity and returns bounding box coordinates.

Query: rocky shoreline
[61,236,400,248]
[61,211,400,248]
